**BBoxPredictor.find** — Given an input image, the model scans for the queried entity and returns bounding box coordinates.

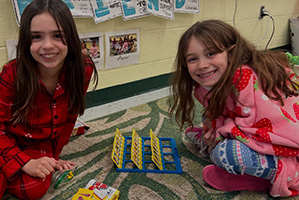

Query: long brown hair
[11,0,98,124]
[170,19,298,130]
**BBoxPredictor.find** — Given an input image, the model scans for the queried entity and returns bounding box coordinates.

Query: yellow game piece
[131,129,143,169]
[67,170,74,180]
[150,129,163,170]
[111,128,125,169]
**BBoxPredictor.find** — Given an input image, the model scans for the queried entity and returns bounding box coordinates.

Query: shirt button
[54,115,58,119]
[53,99,57,104]
[54,131,57,135]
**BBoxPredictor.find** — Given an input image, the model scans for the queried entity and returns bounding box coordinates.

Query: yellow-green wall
[1,0,299,91]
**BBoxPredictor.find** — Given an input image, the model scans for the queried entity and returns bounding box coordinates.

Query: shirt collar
[38,69,66,97]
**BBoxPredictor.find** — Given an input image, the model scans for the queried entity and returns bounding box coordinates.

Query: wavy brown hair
[11,0,98,124]
[170,20,298,130]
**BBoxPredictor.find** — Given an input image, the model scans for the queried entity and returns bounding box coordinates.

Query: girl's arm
[217,66,299,156]
[0,62,31,180]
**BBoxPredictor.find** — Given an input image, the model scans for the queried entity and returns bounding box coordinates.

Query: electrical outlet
[259,6,266,19]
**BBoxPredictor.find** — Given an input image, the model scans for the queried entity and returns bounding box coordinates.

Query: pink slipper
[203,165,271,192]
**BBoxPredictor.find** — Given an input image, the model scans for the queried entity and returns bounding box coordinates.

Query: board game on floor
[111,129,183,174]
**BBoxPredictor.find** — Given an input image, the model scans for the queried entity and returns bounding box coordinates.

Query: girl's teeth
[200,71,215,77]
[43,54,56,58]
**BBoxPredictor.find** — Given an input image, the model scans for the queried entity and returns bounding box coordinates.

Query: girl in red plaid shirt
[0,0,98,199]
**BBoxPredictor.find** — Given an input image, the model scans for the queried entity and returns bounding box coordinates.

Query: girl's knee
[209,139,230,161]
[7,174,52,200]
[210,139,245,159]
[209,139,241,174]
[0,172,8,199]
[24,180,50,200]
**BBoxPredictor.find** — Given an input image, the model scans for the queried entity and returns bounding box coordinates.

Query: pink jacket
[194,65,299,197]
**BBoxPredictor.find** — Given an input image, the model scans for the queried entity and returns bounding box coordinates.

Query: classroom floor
[79,87,171,122]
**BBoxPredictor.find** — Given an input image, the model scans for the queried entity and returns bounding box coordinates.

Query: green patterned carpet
[3,97,297,200]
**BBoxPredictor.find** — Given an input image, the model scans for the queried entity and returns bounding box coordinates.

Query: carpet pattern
[3,97,297,200]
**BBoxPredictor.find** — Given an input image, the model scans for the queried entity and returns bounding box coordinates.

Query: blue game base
[116,136,183,174]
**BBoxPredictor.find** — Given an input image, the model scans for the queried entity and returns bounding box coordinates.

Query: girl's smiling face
[185,36,229,88]
[30,12,68,73]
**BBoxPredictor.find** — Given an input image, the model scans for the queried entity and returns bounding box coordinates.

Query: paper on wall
[90,0,122,24]
[11,0,93,26]
[105,29,140,69]
[6,39,18,60]
[174,0,199,13]
[12,0,200,25]
[120,0,151,21]
[11,0,32,26]
[63,0,93,17]
[147,0,175,20]
[79,32,105,70]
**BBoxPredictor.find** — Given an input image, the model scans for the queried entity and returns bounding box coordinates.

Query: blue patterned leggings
[210,139,277,180]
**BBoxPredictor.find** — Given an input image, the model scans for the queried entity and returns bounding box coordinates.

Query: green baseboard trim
[85,72,172,108]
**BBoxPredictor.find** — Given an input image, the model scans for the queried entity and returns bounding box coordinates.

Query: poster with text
[120,0,150,21]
[62,0,93,17]
[90,0,122,24]
[147,0,174,20]
[12,0,92,26]
[105,29,140,69]
[174,0,199,13]
[11,0,32,26]
[79,32,104,70]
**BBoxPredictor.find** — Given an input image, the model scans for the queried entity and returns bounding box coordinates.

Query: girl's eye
[31,35,41,40]
[207,52,215,57]
[186,57,197,63]
[54,34,63,39]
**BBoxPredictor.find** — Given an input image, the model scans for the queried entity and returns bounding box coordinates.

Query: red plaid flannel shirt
[0,56,94,180]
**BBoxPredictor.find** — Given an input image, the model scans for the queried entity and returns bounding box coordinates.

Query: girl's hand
[202,128,217,147]
[202,128,218,152]
[203,118,212,130]
[54,159,76,171]
[202,118,218,151]
[21,157,57,179]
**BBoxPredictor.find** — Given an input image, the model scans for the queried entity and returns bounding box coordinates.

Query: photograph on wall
[174,0,200,13]
[120,0,150,21]
[147,0,174,20]
[12,0,92,26]
[105,29,140,69]
[79,32,104,70]
[90,0,122,24]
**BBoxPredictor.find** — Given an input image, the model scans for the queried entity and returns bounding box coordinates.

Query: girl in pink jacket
[170,19,299,197]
